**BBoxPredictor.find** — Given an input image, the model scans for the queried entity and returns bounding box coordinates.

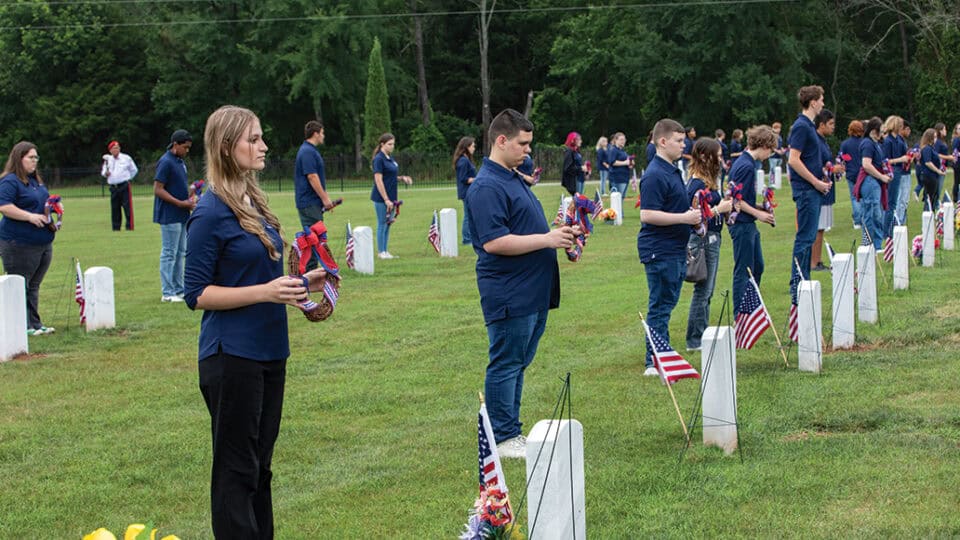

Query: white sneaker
[643,367,659,377]
[853,224,861,230]
[161,295,184,303]
[378,251,394,260]
[496,436,527,459]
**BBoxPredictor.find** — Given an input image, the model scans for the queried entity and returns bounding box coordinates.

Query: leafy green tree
[364,37,392,155]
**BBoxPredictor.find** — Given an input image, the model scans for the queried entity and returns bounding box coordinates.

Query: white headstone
[526,419,586,540]
[610,192,623,225]
[831,254,855,349]
[353,226,375,275]
[921,210,935,267]
[0,275,28,361]
[701,326,738,454]
[893,225,909,290]
[438,208,458,258]
[772,166,783,189]
[755,168,765,189]
[797,280,822,373]
[941,202,955,250]
[84,267,116,331]
[856,246,877,324]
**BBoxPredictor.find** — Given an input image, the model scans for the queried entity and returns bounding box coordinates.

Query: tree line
[0,0,957,173]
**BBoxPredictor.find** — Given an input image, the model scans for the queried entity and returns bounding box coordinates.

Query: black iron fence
[40,147,568,198]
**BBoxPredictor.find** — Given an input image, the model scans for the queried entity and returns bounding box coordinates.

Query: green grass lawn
[2,175,960,538]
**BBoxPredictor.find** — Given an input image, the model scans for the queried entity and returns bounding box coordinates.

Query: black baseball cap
[168,129,192,149]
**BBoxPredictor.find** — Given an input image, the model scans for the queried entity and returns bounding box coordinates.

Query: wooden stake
[638,311,690,445]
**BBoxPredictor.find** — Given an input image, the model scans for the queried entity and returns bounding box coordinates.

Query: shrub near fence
[37,147,568,198]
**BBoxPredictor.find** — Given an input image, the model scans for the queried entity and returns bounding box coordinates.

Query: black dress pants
[199,351,286,540]
[109,181,133,230]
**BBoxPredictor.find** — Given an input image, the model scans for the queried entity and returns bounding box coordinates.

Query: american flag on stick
[476,399,513,523]
[735,275,772,349]
[344,222,355,270]
[428,210,441,253]
[592,189,604,220]
[641,318,699,384]
[75,259,86,326]
[788,261,801,342]
[882,236,893,263]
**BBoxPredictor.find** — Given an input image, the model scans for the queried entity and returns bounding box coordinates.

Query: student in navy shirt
[786,85,831,303]
[855,117,890,249]
[811,110,842,272]
[729,129,744,160]
[715,129,730,183]
[638,119,701,374]
[607,132,631,196]
[464,108,578,458]
[769,122,786,179]
[917,128,943,210]
[934,122,957,202]
[154,129,195,302]
[294,120,336,272]
[683,138,733,351]
[951,123,960,201]
[453,136,477,244]
[370,133,413,259]
[561,131,587,195]
[0,142,57,336]
[881,116,910,237]
[185,106,329,539]
[644,132,656,170]
[595,136,609,195]
[728,126,777,313]
[839,120,864,229]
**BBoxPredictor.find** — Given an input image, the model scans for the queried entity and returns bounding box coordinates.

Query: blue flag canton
[737,279,762,317]
[478,413,492,485]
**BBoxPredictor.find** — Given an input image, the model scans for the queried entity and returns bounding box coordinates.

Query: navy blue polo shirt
[935,139,950,167]
[787,114,821,194]
[637,155,689,262]
[465,158,559,324]
[0,173,55,245]
[839,136,862,182]
[883,134,907,162]
[456,155,476,200]
[729,140,743,156]
[153,150,190,225]
[608,146,630,183]
[517,155,534,176]
[686,177,722,233]
[294,141,326,209]
[645,142,656,167]
[682,137,693,165]
[953,137,960,154]
[859,138,886,179]
[729,152,760,224]
[184,191,288,362]
[596,147,607,171]
[818,135,836,205]
[370,151,399,203]
[720,140,730,161]
[919,146,939,180]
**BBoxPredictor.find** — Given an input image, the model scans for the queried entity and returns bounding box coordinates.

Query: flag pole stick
[747,266,789,367]
[638,312,689,445]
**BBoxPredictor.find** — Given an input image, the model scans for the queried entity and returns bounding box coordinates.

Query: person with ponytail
[184,105,328,539]
[453,136,477,244]
[370,133,413,259]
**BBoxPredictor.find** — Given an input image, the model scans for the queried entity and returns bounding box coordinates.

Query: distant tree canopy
[0,0,957,168]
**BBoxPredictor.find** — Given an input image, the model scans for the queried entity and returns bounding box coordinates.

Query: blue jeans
[160,222,187,296]
[643,257,686,367]
[686,231,721,349]
[846,178,862,227]
[599,170,608,195]
[485,310,548,442]
[610,180,628,197]
[576,179,585,194]
[730,222,764,318]
[859,176,883,250]
[297,204,326,271]
[373,201,390,253]
[461,200,472,245]
[882,172,902,238]
[790,189,822,301]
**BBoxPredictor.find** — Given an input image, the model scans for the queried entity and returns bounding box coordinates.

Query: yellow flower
[160,536,181,540]
[124,524,156,540]
[82,528,117,540]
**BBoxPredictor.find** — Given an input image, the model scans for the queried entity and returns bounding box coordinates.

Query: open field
[2,175,960,538]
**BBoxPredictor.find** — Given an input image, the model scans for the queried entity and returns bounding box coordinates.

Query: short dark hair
[488,108,533,142]
[814,109,834,128]
[652,119,685,146]
[798,85,824,109]
[863,116,883,137]
[304,120,324,139]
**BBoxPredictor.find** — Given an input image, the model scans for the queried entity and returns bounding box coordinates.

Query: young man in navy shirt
[786,85,832,304]
[465,108,578,459]
[294,120,335,271]
[638,119,701,376]
[154,129,195,302]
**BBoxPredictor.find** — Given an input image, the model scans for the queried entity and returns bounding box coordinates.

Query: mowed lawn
[2,174,960,538]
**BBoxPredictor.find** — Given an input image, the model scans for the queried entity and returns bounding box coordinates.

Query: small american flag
[428,210,441,253]
[788,303,798,342]
[74,260,86,325]
[642,320,700,384]
[344,222,355,270]
[882,236,893,263]
[477,403,512,509]
[592,189,604,220]
[788,266,800,342]
[735,275,772,349]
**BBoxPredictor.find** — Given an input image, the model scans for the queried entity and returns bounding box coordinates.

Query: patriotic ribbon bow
[191,180,205,198]
[881,158,893,177]
[584,160,592,176]
[725,182,743,225]
[563,194,597,262]
[531,167,542,184]
[45,194,64,230]
[762,187,777,212]
[293,222,341,278]
[905,146,919,172]
[693,189,713,237]
[386,199,403,225]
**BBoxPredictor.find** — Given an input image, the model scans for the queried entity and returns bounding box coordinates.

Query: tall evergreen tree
[363,37,392,155]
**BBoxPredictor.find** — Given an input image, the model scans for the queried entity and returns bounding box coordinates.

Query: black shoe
[812,263,830,272]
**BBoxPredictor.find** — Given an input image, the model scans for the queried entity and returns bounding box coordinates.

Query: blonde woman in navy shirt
[185,105,328,539]
[371,133,413,259]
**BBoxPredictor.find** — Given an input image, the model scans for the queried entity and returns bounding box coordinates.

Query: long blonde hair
[204,105,284,261]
